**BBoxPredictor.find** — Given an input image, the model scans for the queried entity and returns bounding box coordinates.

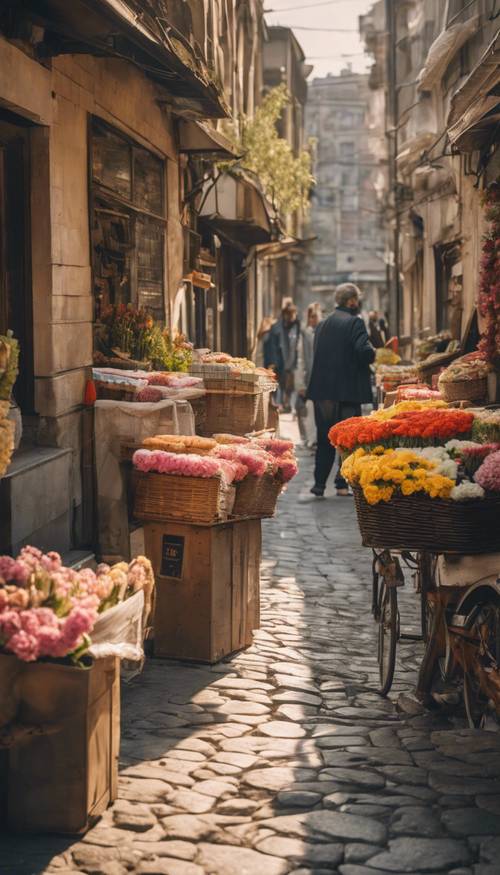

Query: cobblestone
[4,429,500,874]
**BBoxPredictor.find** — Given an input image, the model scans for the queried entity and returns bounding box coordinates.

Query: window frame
[88,116,168,323]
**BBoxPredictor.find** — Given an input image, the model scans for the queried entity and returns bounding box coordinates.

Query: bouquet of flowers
[472,409,500,444]
[97,305,193,372]
[0,548,154,663]
[475,449,500,492]
[329,406,473,453]
[133,448,247,483]
[341,445,486,505]
[211,443,276,477]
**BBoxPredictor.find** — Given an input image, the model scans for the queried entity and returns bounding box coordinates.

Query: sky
[264,0,375,81]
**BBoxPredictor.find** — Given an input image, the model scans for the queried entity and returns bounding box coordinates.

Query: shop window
[90,118,166,323]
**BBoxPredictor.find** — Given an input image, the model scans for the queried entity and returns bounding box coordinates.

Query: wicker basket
[233,474,283,518]
[352,485,500,553]
[95,381,138,402]
[203,378,259,394]
[134,472,235,524]
[201,391,261,437]
[440,377,488,403]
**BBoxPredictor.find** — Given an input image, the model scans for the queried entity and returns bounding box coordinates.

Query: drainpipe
[385,0,401,335]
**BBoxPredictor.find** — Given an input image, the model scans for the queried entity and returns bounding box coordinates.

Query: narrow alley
[3,430,500,875]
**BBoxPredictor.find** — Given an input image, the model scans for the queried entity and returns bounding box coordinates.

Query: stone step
[62,549,96,571]
[0,446,73,555]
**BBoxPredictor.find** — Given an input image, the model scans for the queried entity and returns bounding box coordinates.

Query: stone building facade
[0,0,267,558]
[301,69,387,316]
[361,0,500,344]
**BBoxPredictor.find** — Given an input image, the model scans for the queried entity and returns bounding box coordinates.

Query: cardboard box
[0,654,120,834]
[145,518,261,662]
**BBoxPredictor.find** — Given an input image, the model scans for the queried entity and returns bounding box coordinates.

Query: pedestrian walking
[307,283,375,497]
[368,310,385,348]
[254,316,276,369]
[268,302,301,412]
[295,302,322,446]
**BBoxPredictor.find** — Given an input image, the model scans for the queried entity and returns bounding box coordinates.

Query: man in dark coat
[307,283,375,497]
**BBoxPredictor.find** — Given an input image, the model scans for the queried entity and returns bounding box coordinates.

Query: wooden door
[0,116,33,413]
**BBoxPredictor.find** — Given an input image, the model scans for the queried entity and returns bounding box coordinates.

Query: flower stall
[131,433,298,662]
[0,549,154,833]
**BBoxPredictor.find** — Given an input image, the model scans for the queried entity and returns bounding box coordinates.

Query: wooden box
[0,654,120,834]
[144,518,261,662]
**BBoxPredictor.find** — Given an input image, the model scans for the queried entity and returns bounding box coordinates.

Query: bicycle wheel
[463,599,500,729]
[377,582,398,696]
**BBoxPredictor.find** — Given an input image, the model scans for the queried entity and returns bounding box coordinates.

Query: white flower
[450,481,485,501]
[445,439,481,453]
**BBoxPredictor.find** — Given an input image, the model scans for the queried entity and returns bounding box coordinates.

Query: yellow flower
[372,400,448,421]
[341,445,455,504]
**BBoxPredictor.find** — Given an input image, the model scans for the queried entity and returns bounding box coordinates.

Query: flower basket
[233,473,283,518]
[352,484,500,553]
[440,377,488,403]
[134,471,235,524]
[0,654,119,834]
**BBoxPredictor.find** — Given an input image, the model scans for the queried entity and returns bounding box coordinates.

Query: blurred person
[254,315,276,369]
[295,302,322,446]
[368,310,385,348]
[379,314,389,344]
[307,283,375,497]
[268,302,300,412]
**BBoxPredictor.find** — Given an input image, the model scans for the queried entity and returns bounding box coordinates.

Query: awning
[447,29,500,151]
[417,16,478,92]
[199,171,274,249]
[21,0,228,118]
[254,236,316,259]
[178,120,240,159]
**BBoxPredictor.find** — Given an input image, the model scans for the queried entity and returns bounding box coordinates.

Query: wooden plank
[231,520,247,652]
[210,525,233,661]
[246,520,261,643]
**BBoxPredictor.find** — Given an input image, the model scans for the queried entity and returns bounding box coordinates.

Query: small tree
[224,85,315,219]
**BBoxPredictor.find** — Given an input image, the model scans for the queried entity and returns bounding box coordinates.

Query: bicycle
[371,549,435,696]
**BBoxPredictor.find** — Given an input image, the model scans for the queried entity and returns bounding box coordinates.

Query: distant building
[301,69,388,316]
[258,26,312,319]
[361,0,500,345]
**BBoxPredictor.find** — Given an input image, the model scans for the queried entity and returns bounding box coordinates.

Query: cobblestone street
[4,429,500,875]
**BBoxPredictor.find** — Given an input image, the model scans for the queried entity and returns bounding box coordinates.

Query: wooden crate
[144,518,261,663]
[0,654,120,834]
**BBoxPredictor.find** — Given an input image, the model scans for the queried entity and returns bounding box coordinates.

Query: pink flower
[254,438,294,457]
[7,630,39,662]
[0,556,30,584]
[133,449,223,478]
[0,610,21,639]
[475,450,500,492]
[276,453,299,482]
